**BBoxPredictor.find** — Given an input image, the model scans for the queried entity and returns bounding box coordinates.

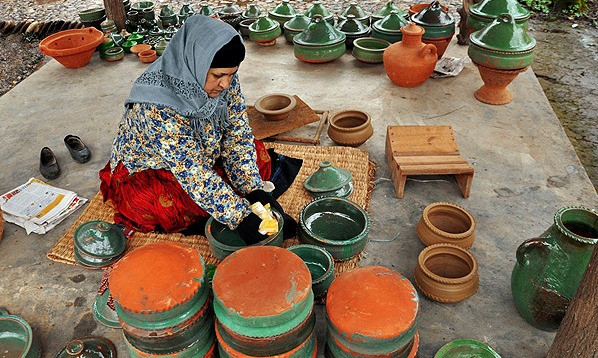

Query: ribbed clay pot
[254,93,297,121]
[413,243,479,303]
[327,109,374,147]
[474,64,528,105]
[416,202,476,248]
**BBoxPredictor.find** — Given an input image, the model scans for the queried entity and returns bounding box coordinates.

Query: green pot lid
[294,15,346,46]
[434,339,501,358]
[340,2,370,19]
[284,13,311,31]
[412,1,455,26]
[373,0,408,19]
[219,2,242,15]
[304,1,333,19]
[470,14,535,52]
[269,0,297,17]
[304,160,352,193]
[243,4,263,18]
[250,16,279,32]
[470,0,530,19]
[336,15,371,35]
[74,220,126,259]
[159,5,175,17]
[56,337,116,358]
[373,10,409,33]
[198,3,215,16]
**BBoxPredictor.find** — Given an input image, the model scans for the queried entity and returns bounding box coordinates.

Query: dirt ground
[0,10,597,192]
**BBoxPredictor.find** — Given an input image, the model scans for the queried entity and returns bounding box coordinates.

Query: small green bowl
[104,47,125,62]
[288,244,335,297]
[435,339,501,358]
[352,36,390,64]
[79,7,106,22]
[121,40,138,53]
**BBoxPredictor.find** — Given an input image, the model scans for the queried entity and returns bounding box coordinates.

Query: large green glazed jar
[372,10,408,43]
[249,16,282,45]
[511,206,598,331]
[293,15,346,63]
[304,1,335,25]
[372,0,408,23]
[268,0,297,28]
[411,1,455,40]
[468,13,535,70]
[284,13,311,42]
[467,0,530,35]
[338,1,371,26]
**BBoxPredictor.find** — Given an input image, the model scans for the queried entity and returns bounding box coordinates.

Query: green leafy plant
[521,0,588,16]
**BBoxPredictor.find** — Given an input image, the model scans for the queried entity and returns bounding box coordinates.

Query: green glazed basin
[466,10,529,33]
[372,0,408,23]
[288,244,335,297]
[0,308,41,358]
[126,328,215,358]
[268,0,297,28]
[284,13,311,42]
[293,15,346,63]
[304,1,335,25]
[468,13,535,70]
[338,2,371,26]
[56,337,116,358]
[298,196,370,261]
[205,209,284,261]
[74,220,126,259]
[411,1,456,39]
[304,160,352,193]
[249,16,282,43]
[434,339,501,357]
[352,36,390,64]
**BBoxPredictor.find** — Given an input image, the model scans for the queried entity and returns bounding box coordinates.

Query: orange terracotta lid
[212,246,312,317]
[109,242,204,313]
[326,266,419,338]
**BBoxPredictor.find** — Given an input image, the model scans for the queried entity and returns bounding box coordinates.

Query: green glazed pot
[372,0,408,23]
[304,160,352,194]
[0,308,41,358]
[268,0,297,28]
[371,10,408,43]
[198,2,215,16]
[126,329,216,358]
[284,13,311,42]
[74,220,126,259]
[434,339,501,358]
[468,13,535,70]
[298,196,370,261]
[338,1,371,26]
[239,18,256,37]
[293,15,346,63]
[512,206,598,331]
[336,14,372,49]
[242,3,263,19]
[131,1,154,12]
[121,39,137,53]
[411,0,455,39]
[304,1,335,25]
[249,16,282,45]
[288,244,335,297]
[219,2,243,29]
[468,0,530,33]
[352,36,391,64]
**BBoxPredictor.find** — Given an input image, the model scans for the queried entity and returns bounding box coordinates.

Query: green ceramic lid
[74,220,126,259]
[411,1,455,26]
[284,13,311,32]
[336,15,371,35]
[219,1,242,15]
[304,1,334,19]
[470,14,535,52]
[159,5,175,17]
[434,339,501,358]
[294,15,346,46]
[243,3,263,18]
[470,0,530,19]
[198,2,215,16]
[372,0,408,20]
[56,337,116,358]
[304,160,352,193]
[339,2,370,20]
[373,10,409,33]
[269,0,297,17]
[249,16,279,32]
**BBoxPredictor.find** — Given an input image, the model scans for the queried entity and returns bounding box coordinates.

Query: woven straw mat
[47,143,377,275]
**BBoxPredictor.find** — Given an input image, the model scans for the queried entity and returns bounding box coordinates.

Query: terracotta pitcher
[383,22,438,88]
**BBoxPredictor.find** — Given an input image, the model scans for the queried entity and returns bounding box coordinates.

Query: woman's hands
[238,212,268,245]
[245,189,298,240]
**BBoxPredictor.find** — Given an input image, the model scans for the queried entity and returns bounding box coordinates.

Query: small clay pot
[413,243,479,302]
[254,93,297,121]
[416,202,476,248]
[327,109,374,147]
[138,49,157,63]
[130,43,152,54]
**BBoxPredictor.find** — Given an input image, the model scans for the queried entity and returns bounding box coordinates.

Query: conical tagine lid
[294,15,346,46]
[470,13,535,52]
[304,160,352,193]
[411,1,455,26]
[374,10,409,33]
[470,0,530,20]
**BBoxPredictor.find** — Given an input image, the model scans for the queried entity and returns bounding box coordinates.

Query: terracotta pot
[254,93,296,121]
[327,109,374,147]
[326,266,419,356]
[474,64,528,105]
[383,22,438,88]
[416,202,476,248]
[138,49,157,63]
[39,27,104,69]
[413,243,479,302]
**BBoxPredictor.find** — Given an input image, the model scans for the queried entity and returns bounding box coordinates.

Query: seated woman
[100,15,296,244]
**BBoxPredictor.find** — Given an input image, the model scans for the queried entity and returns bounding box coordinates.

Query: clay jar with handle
[383,22,438,88]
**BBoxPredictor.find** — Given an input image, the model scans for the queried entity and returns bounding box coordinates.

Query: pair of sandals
[40,135,92,180]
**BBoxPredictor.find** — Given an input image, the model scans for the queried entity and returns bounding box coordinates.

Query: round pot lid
[340,2,370,19]
[411,1,455,26]
[373,10,409,33]
[250,16,279,32]
[434,339,501,358]
[336,15,371,35]
[470,0,530,19]
[470,14,535,52]
[243,4,263,18]
[304,1,333,19]
[304,160,352,193]
[284,13,311,31]
[56,337,116,358]
[269,0,297,17]
[218,2,242,15]
[74,220,126,259]
[372,0,408,19]
[92,289,121,329]
[294,15,346,46]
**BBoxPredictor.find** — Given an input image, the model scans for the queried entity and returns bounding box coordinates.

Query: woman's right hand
[238,212,267,245]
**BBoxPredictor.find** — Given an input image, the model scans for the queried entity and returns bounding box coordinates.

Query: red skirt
[99,139,272,233]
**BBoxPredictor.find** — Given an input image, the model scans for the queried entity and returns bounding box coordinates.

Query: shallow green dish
[93,289,121,329]
[434,339,501,358]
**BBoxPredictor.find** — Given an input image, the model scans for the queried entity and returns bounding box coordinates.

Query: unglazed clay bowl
[352,36,390,63]
[254,93,297,121]
[205,209,284,260]
[298,196,370,261]
[138,49,157,63]
[39,27,105,69]
[130,43,152,54]
[288,244,335,297]
[416,202,476,248]
[328,109,374,147]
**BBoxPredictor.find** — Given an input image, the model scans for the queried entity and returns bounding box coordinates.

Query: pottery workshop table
[0,29,596,358]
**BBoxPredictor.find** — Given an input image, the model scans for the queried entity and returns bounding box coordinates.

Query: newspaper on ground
[0,178,88,234]
[432,56,471,78]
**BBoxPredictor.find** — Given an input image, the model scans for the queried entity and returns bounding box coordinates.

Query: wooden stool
[385,125,474,198]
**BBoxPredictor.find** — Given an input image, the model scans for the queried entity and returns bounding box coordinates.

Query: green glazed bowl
[284,13,311,42]
[239,18,256,37]
[0,308,41,358]
[293,15,346,63]
[288,244,335,297]
[249,16,282,44]
[56,337,116,358]
[131,1,155,12]
[79,7,106,22]
[352,36,390,64]
[74,220,126,259]
[434,339,501,357]
[372,0,408,23]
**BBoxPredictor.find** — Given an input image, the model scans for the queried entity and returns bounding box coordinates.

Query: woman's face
[204,67,238,98]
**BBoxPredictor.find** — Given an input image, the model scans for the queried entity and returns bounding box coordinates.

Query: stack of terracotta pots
[109,242,216,357]
[325,266,420,357]
[212,246,317,357]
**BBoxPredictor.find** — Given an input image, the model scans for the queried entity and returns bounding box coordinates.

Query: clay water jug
[383,22,438,88]
[511,206,598,331]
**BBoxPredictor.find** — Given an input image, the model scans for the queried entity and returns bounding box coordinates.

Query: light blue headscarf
[125,15,242,130]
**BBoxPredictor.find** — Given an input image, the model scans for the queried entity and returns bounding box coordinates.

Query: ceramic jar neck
[401,23,425,46]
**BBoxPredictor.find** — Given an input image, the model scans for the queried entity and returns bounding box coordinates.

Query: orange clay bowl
[39,27,104,69]
[138,49,157,63]
[130,43,152,54]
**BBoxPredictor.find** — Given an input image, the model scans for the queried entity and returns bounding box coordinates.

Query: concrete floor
[1,34,597,357]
